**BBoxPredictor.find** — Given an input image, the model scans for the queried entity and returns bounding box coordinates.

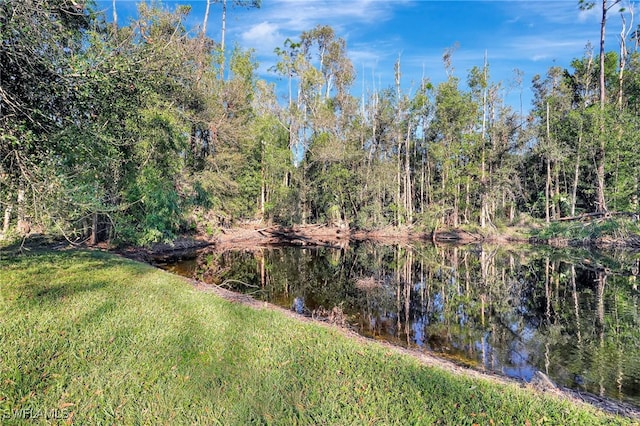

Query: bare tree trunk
[420,154,425,214]
[112,0,117,30]
[595,0,618,212]
[426,157,432,205]
[599,0,609,109]
[453,183,460,227]
[554,165,561,219]
[480,52,488,228]
[89,212,98,245]
[632,176,639,212]
[546,157,551,223]
[395,247,402,334]
[618,9,632,109]
[202,0,212,35]
[220,0,227,78]
[571,133,582,216]
[396,141,402,226]
[17,187,29,235]
[260,251,265,288]
[395,58,402,226]
[260,139,266,218]
[2,204,12,237]
[464,176,470,224]
[596,129,608,213]
[545,101,551,223]
[404,125,413,224]
[300,163,307,225]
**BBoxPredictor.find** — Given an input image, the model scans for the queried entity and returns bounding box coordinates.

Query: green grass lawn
[0,249,633,425]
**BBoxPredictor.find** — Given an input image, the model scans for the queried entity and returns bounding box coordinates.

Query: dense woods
[2,0,640,245]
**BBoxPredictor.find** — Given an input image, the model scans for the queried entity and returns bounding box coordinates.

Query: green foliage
[2,0,639,242]
[536,217,640,241]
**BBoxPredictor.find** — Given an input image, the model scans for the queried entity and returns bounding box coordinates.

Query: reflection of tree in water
[185,243,640,406]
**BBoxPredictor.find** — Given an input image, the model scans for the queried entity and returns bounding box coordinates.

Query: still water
[157,243,640,406]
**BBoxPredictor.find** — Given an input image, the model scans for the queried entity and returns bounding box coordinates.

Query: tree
[202,0,261,78]
[0,0,92,237]
[579,0,624,212]
[430,76,476,227]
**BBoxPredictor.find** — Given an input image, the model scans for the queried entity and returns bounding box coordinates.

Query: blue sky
[97,0,637,113]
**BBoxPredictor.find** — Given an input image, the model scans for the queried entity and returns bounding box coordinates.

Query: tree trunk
[395,57,402,226]
[453,183,460,227]
[618,10,629,110]
[599,0,608,109]
[220,0,227,78]
[89,212,98,245]
[426,156,432,205]
[480,52,488,228]
[545,101,551,223]
[2,204,12,237]
[464,176,470,224]
[112,0,117,30]
[396,138,402,226]
[202,0,211,35]
[404,125,413,224]
[300,163,307,225]
[546,157,551,223]
[554,165,561,219]
[595,0,615,212]
[571,133,582,216]
[16,187,29,235]
[596,129,608,212]
[420,154,425,214]
[260,139,266,218]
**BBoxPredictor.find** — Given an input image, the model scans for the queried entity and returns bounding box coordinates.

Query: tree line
[1,0,639,245]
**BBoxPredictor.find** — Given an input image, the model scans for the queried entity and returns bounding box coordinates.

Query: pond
[156,243,640,407]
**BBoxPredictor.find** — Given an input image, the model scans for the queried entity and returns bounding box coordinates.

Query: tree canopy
[1,0,639,244]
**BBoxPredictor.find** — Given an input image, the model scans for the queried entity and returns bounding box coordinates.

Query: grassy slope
[0,250,632,425]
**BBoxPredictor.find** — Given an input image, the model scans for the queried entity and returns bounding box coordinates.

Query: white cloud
[234,0,405,44]
[230,0,414,79]
[241,21,283,53]
[508,34,595,63]
[269,0,398,30]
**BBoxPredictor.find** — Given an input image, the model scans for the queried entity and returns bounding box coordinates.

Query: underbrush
[535,216,640,242]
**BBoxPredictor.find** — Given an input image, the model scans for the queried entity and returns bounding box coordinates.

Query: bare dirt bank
[124,224,529,259]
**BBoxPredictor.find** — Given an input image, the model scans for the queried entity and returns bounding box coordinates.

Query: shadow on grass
[1,250,150,306]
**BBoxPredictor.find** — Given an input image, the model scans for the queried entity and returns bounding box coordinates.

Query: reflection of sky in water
[412,315,427,347]
[520,325,536,342]
[457,304,468,326]
[502,365,536,382]
[508,339,529,366]
[292,297,305,314]
[432,293,444,318]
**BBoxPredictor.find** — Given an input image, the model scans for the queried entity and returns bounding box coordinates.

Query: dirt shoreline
[123,224,529,259]
[118,224,640,262]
